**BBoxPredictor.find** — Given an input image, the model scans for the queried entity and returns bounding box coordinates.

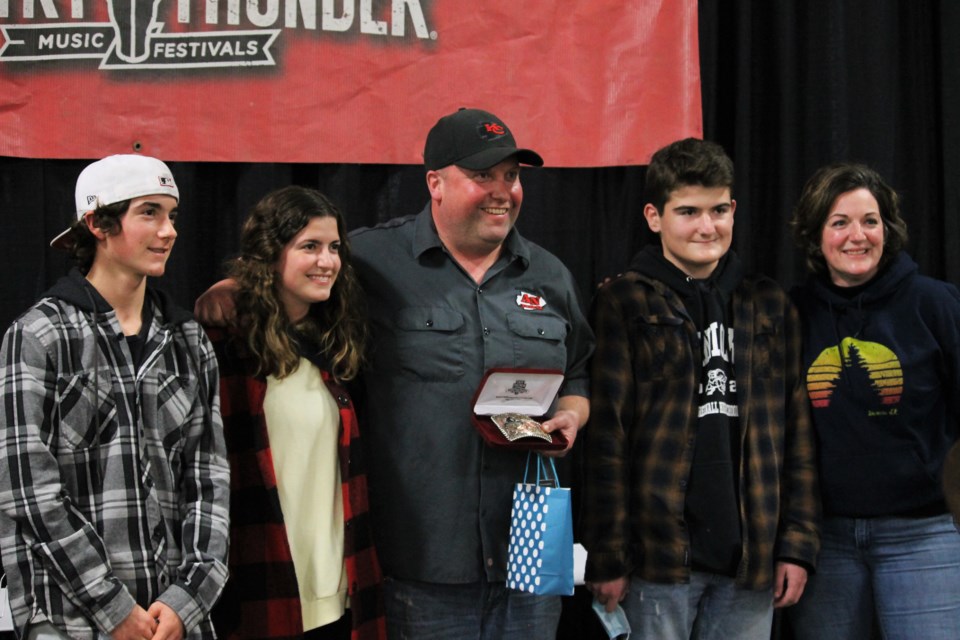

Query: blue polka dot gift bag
[507,453,574,596]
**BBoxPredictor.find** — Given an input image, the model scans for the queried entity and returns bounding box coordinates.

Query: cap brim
[49,226,76,251]
[455,147,544,170]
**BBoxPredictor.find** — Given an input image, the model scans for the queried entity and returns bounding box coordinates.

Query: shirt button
[483,328,490,336]
[538,328,545,336]
[679,479,688,489]
[426,319,434,327]
[478,288,484,294]
[487,558,494,567]
[337,394,349,406]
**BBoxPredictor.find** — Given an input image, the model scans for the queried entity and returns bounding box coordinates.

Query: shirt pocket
[630,314,688,381]
[142,371,194,451]
[506,313,568,371]
[55,369,117,450]
[394,307,466,381]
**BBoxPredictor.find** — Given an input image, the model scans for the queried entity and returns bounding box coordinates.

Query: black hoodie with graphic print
[631,246,745,576]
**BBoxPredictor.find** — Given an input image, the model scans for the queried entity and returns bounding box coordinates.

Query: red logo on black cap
[478,122,506,140]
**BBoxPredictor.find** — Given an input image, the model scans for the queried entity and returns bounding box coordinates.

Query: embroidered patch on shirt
[516,292,547,310]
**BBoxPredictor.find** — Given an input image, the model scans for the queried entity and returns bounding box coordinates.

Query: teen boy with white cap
[0,155,230,640]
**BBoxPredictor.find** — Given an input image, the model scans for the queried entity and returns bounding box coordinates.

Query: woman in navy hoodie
[787,164,960,639]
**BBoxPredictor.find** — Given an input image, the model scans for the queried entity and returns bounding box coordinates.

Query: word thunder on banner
[0,0,701,166]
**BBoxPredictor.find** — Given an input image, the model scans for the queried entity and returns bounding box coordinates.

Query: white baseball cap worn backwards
[50,154,179,250]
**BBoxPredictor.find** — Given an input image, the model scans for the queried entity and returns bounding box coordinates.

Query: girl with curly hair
[208,186,384,640]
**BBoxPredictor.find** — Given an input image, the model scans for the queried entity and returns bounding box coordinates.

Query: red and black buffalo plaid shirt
[207,327,385,640]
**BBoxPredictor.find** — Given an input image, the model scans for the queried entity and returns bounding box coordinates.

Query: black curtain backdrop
[0,1,956,637]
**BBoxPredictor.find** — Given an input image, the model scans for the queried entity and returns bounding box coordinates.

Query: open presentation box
[471,368,567,451]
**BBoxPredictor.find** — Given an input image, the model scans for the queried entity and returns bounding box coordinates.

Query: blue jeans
[383,577,561,640]
[623,572,773,640]
[788,514,960,640]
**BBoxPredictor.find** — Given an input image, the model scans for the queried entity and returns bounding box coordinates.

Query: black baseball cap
[423,108,544,171]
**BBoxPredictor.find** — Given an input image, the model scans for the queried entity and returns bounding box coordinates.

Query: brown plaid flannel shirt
[581,270,820,590]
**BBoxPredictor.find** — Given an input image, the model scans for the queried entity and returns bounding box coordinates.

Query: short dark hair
[69,200,130,274]
[790,163,908,274]
[644,138,734,214]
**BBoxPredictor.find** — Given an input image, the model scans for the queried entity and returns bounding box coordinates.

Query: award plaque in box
[471,368,567,451]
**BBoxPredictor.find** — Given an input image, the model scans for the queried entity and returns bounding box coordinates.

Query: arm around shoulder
[193,278,239,326]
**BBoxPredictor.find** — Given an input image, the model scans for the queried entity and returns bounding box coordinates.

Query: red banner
[0,1,701,167]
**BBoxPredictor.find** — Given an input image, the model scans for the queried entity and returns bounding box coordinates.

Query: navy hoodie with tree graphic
[792,252,960,517]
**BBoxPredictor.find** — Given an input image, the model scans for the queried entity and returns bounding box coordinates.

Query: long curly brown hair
[230,186,366,381]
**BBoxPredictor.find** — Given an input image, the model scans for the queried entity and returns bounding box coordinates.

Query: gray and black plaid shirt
[0,273,229,638]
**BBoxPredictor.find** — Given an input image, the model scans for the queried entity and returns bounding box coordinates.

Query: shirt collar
[411,203,531,270]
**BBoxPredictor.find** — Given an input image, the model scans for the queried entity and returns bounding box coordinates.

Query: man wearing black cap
[349,108,592,638]
[196,107,593,638]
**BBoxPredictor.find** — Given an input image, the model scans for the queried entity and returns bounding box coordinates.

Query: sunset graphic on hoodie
[807,338,904,408]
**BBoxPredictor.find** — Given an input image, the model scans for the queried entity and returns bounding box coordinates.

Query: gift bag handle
[522,452,560,488]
